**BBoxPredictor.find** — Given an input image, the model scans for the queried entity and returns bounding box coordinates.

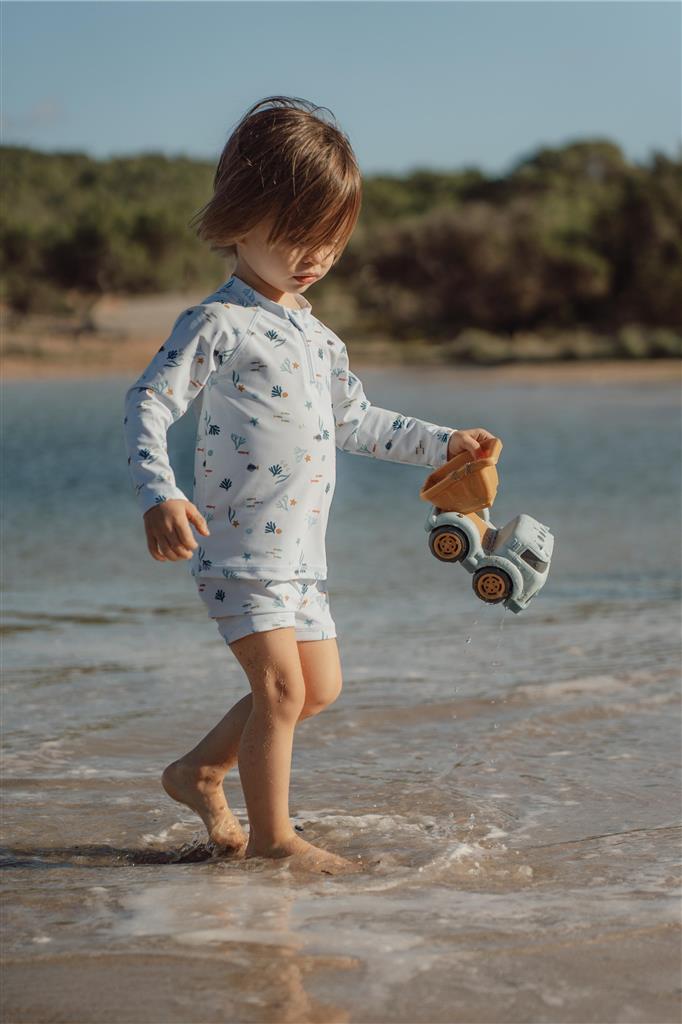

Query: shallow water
[2,368,681,1023]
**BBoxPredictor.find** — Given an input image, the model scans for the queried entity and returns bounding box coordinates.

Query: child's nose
[306,244,334,265]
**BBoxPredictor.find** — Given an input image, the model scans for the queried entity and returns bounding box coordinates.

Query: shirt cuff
[428,427,457,468]
[136,482,190,517]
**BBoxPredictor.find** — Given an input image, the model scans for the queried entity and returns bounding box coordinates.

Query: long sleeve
[330,339,456,469]
[122,303,232,516]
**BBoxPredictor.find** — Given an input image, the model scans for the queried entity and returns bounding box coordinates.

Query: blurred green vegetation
[1,139,680,362]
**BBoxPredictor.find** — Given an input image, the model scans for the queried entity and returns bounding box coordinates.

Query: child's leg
[231,626,307,847]
[161,693,252,852]
[161,633,344,857]
[229,627,357,872]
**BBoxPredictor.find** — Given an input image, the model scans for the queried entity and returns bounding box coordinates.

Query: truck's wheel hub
[434,533,464,558]
[475,571,509,599]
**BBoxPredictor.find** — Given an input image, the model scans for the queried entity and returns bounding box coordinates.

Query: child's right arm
[122,304,228,561]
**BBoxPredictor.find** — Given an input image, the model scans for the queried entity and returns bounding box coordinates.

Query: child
[123,95,495,875]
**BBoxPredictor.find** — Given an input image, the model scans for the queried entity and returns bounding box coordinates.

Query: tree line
[1,139,680,361]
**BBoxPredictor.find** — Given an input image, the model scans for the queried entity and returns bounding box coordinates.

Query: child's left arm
[329,338,494,468]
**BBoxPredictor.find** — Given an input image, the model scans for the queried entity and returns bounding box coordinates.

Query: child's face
[234,215,339,302]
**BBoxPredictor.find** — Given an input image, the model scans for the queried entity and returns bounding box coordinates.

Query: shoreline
[2,292,679,384]
[1,350,679,384]
[2,288,680,385]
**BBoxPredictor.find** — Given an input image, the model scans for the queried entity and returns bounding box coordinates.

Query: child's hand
[143,499,210,561]
[447,428,497,460]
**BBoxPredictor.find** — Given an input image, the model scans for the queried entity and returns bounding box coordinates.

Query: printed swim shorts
[195,575,337,646]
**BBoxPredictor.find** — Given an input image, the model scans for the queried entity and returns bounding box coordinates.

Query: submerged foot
[161,760,247,854]
[245,833,362,875]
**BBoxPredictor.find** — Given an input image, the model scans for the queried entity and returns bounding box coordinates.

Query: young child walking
[123,95,494,875]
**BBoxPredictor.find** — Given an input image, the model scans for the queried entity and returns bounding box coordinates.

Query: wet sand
[3,922,679,1024]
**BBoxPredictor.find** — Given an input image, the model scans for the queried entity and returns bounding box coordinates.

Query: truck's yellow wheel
[429,526,469,562]
[472,567,512,603]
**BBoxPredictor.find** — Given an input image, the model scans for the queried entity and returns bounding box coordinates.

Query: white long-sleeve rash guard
[123,274,457,581]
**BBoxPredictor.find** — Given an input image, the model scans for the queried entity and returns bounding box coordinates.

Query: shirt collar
[220,273,313,324]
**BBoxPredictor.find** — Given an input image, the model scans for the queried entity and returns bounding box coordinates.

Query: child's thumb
[187,504,210,534]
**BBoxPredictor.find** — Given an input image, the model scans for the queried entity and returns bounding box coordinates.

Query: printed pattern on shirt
[122,274,456,580]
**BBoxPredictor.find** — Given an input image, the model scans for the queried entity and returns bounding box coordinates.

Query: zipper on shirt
[289,313,316,383]
[302,336,316,383]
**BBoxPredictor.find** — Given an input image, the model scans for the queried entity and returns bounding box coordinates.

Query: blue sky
[2,1,680,176]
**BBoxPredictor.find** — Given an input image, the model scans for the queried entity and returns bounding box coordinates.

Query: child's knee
[253,672,307,721]
[301,676,343,718]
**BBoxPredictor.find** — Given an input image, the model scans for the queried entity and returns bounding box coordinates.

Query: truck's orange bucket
[419,437,503,513]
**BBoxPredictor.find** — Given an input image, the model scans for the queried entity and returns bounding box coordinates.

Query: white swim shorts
[195,575,337,646]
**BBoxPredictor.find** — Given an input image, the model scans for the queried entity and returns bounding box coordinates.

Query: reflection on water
[1,371,680,1022]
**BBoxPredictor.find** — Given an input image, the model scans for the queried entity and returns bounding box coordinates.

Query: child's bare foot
[245,833,362,875]
[161,760,247,854]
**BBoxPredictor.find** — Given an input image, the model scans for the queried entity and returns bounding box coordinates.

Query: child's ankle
[247,830,299,855]
[167,758,227,785]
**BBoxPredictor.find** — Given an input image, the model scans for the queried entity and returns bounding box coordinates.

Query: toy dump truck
[419,438,554,613]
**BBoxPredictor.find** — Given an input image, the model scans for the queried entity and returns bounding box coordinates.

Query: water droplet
[464,636,472,644]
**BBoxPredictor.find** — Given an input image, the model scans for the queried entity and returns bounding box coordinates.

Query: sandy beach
[1,292,679,383]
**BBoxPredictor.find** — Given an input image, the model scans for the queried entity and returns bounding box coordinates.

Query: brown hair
[189,95,363,262]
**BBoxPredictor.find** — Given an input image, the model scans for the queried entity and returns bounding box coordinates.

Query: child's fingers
[154,526,195,560]
[455,431,481,453]
[142,502,207,560]
[172,518,199,554]
[146,523,184,561]
[185,503,210,535]
[147,536,168,561]
[169,523,197,559]
[460,428,497,452]
[143,521,167,560]
[155,535,183,561]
